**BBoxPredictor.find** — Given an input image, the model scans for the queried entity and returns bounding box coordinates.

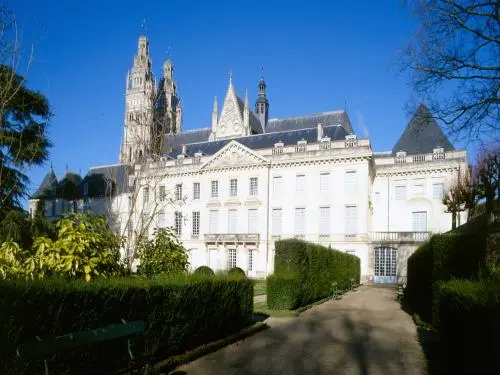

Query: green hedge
[228,267,246,278]
[193,265,215,277]
[439,279,500,374]
[268,239,360,309]
[405,232,487,326]
[0,275,253,375]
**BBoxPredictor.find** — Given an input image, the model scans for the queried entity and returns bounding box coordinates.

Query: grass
[253,279,267,296]
[253,300,299,318]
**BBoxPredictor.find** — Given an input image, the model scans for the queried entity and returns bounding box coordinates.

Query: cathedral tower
[155,59,182,135]
[121,36,155,164]
[255,75,269,130]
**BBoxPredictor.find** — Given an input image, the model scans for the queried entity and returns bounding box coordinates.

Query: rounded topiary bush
[228,267,246,278]
[193,266,215,277]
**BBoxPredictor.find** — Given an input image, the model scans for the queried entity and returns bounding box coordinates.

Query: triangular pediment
[201,141,268,170]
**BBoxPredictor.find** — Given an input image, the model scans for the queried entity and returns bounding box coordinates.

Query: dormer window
[193,152,202,164]
[175,154,185,166]
[345,134,358,148]
[320,136,331,150]
[395,151,407,164]
[273,142,284,155]
[296,139,307,153]
[432,147,445,160]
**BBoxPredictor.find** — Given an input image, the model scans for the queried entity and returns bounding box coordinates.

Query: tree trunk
[451,212,457,230]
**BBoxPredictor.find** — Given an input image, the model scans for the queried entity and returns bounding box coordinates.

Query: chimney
[317,123,323,141]
[181,144,187,154]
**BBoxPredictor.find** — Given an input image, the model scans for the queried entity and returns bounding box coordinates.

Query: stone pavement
[170,285,426,375]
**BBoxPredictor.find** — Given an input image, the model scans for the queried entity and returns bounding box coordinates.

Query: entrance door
[374,247,397,283]
[209,249,218,271]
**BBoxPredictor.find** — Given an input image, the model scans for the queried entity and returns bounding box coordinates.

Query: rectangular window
[320,172,330,192]
[157,210,165,228]
[248,249,253,271]
[211,180,218,198]
[295,207,306,236]
[345,205,357,236]
[143,186,149,204]
[395,185,406,200]
[230,179,238,197]
[192,211,200,236]
[412,179,425,195]
[345,171,357,191]
[249,177,258,196]
[272,208,282,236]
[319,206,330,237]
[175,184,183,201]
[159,185,166,201]
[433,183,444,200]
[227,249,237,270]
[228,209,238,232]
[248,209,258,233]
[193,182,200,200]
[209,210,218,233]
[273,176,283,194]
[412,211,427,232]
[175,211,182,236]
[296,174,305,192]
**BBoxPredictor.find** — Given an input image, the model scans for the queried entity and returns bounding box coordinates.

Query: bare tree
[402,0,499,143]
[473,143,500,214]
[443,165,475,228]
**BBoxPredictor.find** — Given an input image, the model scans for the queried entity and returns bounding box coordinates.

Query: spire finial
[261,65,264,79]
[140,17,148,36]
[65,164,68,172]
[229,71,232,84]
[244,88,249,106]
[213,96,218,112]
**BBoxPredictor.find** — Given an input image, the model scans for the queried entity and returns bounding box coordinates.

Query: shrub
[193,266,215,277]
[268,239,360,309]
[0,275,253,375]
[267,274,301,309]
[405,241,433,322]
[439,279,500,374]
[228,267,246,278]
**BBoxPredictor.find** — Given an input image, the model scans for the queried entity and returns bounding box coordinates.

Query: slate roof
[392,104,454,155]
[57,172,83,200]
[80,164,132,198]
[31,169,58,199]
[266,110,353,134]
[166,124,349,158]
[163,128,211,154]
[235,94,263,134]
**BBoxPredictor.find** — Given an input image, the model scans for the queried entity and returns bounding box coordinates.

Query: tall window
[192,211,200,236]
[248,249,253,271]
[209,210,218,233]
[412,211,427,232]
[175,184,183,201]
[228,209,238,232]
[296,174,305,192]
[345,205,357,236]
[211,180,218,198]
[249,177,258,196]
[272,208,282,236]
[319,206,330,237]
[433,183,444,200]
[230,179,238,197]
[157,210,165,228]
[395,185,406,200]
[193,182,200,199]
[248,209,258,233]
[227,249,236,269]
[159,185,166,201]
[320,172,330,192]
[295,207,306,237]
[345,171,357,191]
[143,186,149,204]
[175,211,182,236]
[273,176,283,194]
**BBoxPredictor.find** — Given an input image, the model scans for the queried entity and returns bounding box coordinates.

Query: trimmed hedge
[0,275,253,375]
[439,279,500,374]
[193,265,215,277]
[228,267,246,278]
[268,239,360,310]
[405,232,487,326]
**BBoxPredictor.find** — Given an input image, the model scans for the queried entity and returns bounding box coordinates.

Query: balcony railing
[204,233,259,243]
[370,231,431,242]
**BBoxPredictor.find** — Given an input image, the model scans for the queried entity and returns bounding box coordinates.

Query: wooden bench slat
[17,321,145,360]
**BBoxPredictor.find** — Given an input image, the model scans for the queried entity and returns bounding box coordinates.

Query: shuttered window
[433,183,444,200]
[319,206,330,236]
[228,209,238,232]
[273,176,283,194]
[412,211,427,232]
[296,175,305,192]
[320,172,330,192]
[295,207,306,236]
[345,205,357,236]
[248,209,258,233]
[272,208,282,235]
[395,185,406,200]
[209,210,218,233]
[345,171,357,191]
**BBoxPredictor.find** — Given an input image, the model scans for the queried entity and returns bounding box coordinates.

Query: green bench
[17,319,147,375]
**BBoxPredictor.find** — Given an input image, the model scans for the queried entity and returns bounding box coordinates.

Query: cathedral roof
[392,103,454,155]
[31,169,58,199]
[163,128,212,154]
[266,110,353,134]
[235,94,263,134]
[166,124,349,157]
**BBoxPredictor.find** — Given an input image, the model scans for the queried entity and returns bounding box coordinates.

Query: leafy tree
[136,227,189,278]
[0,240,28,279]
[402,0,499,142]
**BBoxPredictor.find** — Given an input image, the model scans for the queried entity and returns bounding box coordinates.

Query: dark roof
[31,169,58,199]
[392,104,454,155]
[163,128,211,154]
[57,172,83,200]
[235,94,263,134]
[81,164,132,198]
[167,124,349,157]
[266,110,353,134]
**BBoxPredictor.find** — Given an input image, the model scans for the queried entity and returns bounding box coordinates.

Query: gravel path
[170,285,426,375]
[253,294,266,304]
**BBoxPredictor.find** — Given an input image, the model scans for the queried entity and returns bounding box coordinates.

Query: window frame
[211,180,219,198]
[249,177,258,196]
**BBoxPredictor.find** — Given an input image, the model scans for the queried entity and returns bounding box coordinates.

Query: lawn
[253,279,267,296]
[253,301,299,318]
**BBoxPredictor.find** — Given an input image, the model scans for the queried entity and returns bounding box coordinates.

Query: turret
[212,96,218,132]
[255,74,269,130]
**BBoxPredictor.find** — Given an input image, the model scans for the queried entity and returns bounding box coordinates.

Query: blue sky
[10,0,454,202]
